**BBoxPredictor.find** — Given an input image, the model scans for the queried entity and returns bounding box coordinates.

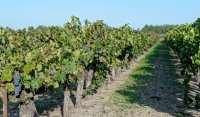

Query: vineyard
[0,16,159,117]
[1,16,200,117]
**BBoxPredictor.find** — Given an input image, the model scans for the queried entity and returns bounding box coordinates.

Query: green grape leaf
[36,64,42,71]
[53,82,59,88]
[6,83,14,92]
[24,81,31,89]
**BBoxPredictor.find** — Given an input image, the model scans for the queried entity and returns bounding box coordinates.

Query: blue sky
[0,0,200,29]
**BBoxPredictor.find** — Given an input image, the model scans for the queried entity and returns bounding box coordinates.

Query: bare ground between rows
[69,51,148,117]
[108,42,200,117]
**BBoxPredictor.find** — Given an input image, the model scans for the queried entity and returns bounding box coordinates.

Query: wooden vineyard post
[1,82,8,117]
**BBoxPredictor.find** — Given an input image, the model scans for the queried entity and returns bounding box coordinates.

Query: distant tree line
[141,24,178,35]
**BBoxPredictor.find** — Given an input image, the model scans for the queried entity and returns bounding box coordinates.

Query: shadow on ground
[34,88,65,117]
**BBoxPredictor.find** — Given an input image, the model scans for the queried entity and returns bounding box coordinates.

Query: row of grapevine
[166,18,200,108]
[0,16,159,116]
